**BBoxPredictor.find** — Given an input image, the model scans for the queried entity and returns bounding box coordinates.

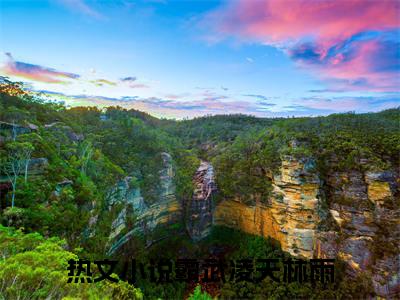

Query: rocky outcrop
[187,161,217,241]
[0,121,33,139]
[214,199,283,242]
[50,179,73,200]
[316,169,400,298]
[213,153,399,298]
[87,147,399,297]
[0,121,38,145]
[104,152,182,256]
[365,171,397,205]
[214,155,321,258]
[44,122,84,142]
[0,157,50,183]
[270,156,321,258]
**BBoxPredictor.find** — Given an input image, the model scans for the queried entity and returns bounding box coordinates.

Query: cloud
[126,83,149,89]
[58,0,104,19]
[243,94,268,101]
[119,76,149,88]
[142,98,206,111]
[35,89,272,118]
[32,89,399,119]
[285,95,400,114]
[205,0,400,92]
[91,79,117,86]
[243,94,276,109]
[201,89,229,101]
[137,96,252,113]
[257,101,275,107]
[120,76,137,82]
[288,31,400,92]
[308,89,347,93]
[164,93,186,100]
[1,53,80,83]
[89,75,149,88]
[207,0,399,45]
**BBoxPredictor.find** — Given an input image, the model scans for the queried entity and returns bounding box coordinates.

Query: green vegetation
[0,225,142,300]
[209,109,399,203]
[0,78,398,299]
[203,227,374,299]
[188,285,214,300]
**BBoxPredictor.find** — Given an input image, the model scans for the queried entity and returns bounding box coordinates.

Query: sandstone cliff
[213,154,399,298]
[87,152,183,255]
[90,151,399,297]
[317,169,399,298]
[214,155,321,258]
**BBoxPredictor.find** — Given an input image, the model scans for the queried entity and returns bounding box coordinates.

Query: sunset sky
[1,0,399,119]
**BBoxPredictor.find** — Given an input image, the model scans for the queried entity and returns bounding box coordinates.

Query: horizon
[20,90,400,121]
[1,0,399,119]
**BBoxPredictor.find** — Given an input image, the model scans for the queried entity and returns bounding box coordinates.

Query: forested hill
[0,79,399,299]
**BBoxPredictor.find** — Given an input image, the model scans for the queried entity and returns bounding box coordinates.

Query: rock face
[0,121,39,146]
[214,154,400,298]
[187,161,217,241]
[214,155,321,258]
[91,150,399,297]
[316,169,400,298]
[0,121,32,140]
[44,122,84,142]
[102,152,182,256]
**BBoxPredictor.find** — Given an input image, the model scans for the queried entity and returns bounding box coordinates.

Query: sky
[0,0,399,119]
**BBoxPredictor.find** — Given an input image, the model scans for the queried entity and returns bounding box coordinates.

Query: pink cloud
[209,0,398,44]
[206,0,400,92]
[164,94,187,100]
[290,37,400,92]
[127,83,149,89]
[287,95,400,114]
[1,53,79,84]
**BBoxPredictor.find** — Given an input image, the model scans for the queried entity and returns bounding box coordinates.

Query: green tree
[188,285,213,300]
[0,225,143,300]
[1,142,34,207]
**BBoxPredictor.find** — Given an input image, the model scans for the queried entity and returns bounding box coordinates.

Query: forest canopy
[0,78,398,299]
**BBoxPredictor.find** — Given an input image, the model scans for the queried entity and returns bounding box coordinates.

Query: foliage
[0,79,398,299]
[0,225,143,300]
[206,228,374,300]
[188,285,214,300]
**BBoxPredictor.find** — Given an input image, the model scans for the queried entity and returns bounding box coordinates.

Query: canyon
[1,83,398,299]
[97,151,399,298]
[2,117,398,297]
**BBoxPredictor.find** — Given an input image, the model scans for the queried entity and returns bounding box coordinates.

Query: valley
[0,80,399,299]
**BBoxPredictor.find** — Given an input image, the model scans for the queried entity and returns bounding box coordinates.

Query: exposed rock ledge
[88,151,399,298]
[214,155,320,258]
[213,155,399,298]
[104,152,182,256]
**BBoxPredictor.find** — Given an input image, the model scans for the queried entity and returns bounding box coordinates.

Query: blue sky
[1,0,399,119]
